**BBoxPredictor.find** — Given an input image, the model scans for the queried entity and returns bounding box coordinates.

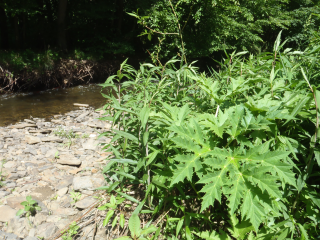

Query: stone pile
[0,107,114,240]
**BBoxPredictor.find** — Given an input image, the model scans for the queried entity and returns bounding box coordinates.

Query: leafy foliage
[16,195,41,217]
[99,32,320,239]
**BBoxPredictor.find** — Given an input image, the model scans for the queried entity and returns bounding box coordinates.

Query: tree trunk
[117,0,123,34]
[22,13,26,49]
[57,0,67,51]
[14,15,20,49]
[0,6,8,49]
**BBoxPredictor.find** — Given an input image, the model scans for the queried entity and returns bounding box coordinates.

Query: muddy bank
[0,106,135,239]
[0,59,121,93]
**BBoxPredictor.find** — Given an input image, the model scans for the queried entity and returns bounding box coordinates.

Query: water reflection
[0,84,108,126]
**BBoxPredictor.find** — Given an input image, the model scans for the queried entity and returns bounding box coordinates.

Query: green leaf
[140,225,157,236]
[120,213,125,228]
[227,214,254,240]
[198,171,224,211]
[186,226,192,240]
[110,195,116,206]
[140,106,150,129]
[277,228,289,240]
[176,218,184,237]
[26,196,32,202]
[111,159,138,165]
[114,130,138,142]
[129,214,141,238]
[114,237,132,240]
[298,223,309,240]
[103,210,115,227]
[170,154,202,186]
[241,189,265,231]
[112,215,118,229]
[146,150,159,166]
[115,190,140,204]
[16,209,24,216]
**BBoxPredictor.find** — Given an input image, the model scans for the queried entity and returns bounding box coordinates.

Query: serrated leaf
[241,190,265,231]
[198,171,225,211]
[170,154,202,186]
[228,214,254,240]
[226,176,245,214]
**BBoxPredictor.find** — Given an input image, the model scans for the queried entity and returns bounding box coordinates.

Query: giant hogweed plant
[99,33,320,239]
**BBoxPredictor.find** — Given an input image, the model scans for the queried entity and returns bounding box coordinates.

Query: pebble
[57,154,82,166]
[75,197,96,209]
[0,107,111,239]
[0,206,17,223]
[25,135,41,144]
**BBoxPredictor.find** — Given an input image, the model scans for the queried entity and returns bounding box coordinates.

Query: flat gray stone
[57,155,81,166]
[10,123,37,129]
[7,173,19,180]
[82,138,99,150]
[87,121,104,128]
[41,136,63,143]
[33,213,47,226]
[28,129,51,134]
[0,205,18,222]
[36,222,58,239]
[0,231,20,240]
[7,196,25,210]
[4,161,17,169]
[73,176,93,191]
[25,135,41,144]
[75,111,90,122]
[56,176,73,189]
[45,148,58,158]
[24,148,37,155]
[0,190,10,198]
[46,215,62,223]
[75,197,96,209]
[74,103,89,107]
[53,207,78,216]
[24,119,36,124]
[24,237,38,240]
[57,187,68,197]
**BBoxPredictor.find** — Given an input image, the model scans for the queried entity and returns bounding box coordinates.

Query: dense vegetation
[0,0,319,61]
[99,31,320,239]
[1,0,320,92]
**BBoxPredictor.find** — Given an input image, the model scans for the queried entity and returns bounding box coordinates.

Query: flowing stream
[0,84,108,126]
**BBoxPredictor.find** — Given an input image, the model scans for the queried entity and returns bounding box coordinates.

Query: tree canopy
[0,0,319,60]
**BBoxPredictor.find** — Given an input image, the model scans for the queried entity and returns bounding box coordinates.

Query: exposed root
[0,59,121,93]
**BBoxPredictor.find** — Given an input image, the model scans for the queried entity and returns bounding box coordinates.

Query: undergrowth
[0,49,97,73]
[98,32,320,239]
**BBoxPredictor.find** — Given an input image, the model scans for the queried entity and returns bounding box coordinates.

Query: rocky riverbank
[0,106,122,240]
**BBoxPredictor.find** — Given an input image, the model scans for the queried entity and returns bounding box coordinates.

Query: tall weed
[99,32,320,239]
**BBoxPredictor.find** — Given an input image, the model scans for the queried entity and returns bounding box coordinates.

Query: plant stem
[168,0,187,64]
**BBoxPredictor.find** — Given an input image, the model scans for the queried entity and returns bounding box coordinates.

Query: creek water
[0,84,108,126]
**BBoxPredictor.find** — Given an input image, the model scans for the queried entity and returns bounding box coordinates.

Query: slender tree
[57,0,67,51]
[0,5,9,49]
